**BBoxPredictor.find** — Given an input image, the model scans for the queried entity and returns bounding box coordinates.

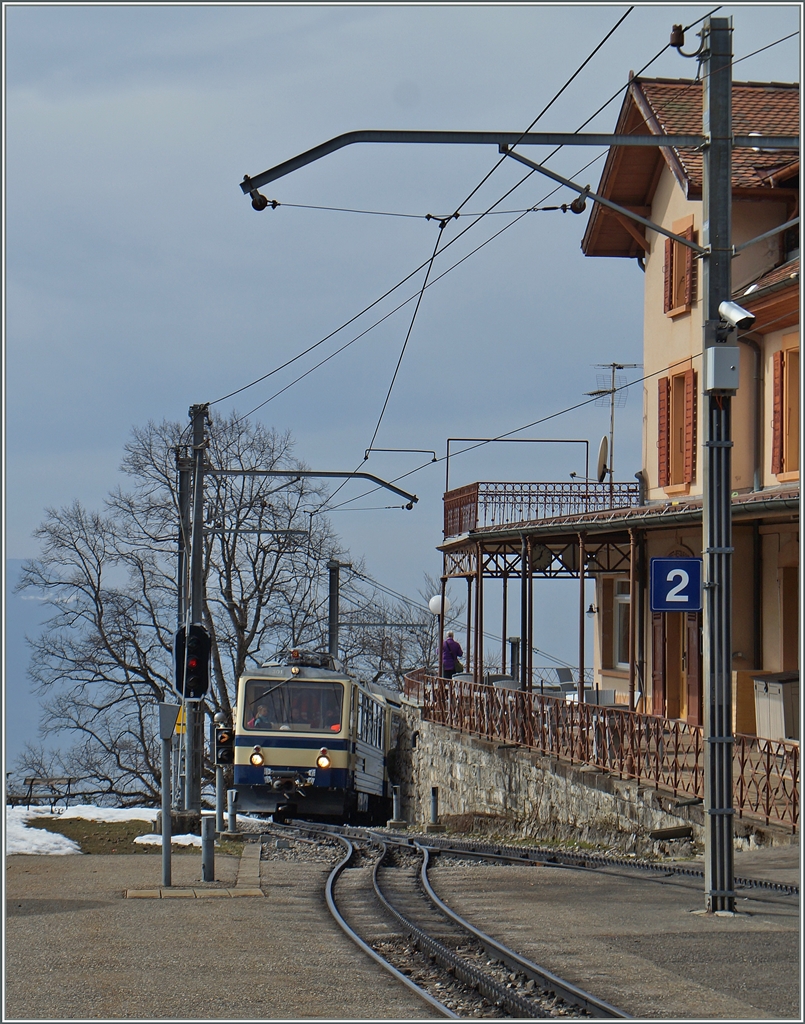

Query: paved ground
[430,844,801,1020]
[5,848,433,1020]
[5,839,800,1020]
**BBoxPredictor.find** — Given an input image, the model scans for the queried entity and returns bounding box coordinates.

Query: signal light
[214,726,235,765]
[174,624,211,698]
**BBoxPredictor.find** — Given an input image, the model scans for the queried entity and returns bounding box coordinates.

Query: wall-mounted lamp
[586,604,598,619]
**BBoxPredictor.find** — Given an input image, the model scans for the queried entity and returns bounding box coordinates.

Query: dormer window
[664,215,697,317]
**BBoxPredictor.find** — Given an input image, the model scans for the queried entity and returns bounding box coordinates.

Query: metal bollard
[227,789,238,833]
[392,785,402,821]
[215,766,225,833]
[201,816,215,881]
[426,785,446,833]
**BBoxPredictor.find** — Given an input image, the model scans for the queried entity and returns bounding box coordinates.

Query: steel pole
[328,559,340,659]
[161,737,172,888]
[701,16,735,914]
[578,534,586,703]
[520,536,528,691]
[186,403,208,814]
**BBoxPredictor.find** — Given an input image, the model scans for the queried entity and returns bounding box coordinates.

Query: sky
[3,3,801,761]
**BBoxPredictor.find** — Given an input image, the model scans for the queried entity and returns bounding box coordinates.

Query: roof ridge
[632,76,800,89]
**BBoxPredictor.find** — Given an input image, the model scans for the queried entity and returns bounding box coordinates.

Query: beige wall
[640,165,797,499]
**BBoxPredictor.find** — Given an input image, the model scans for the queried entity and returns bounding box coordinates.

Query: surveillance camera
[718,300,756,331]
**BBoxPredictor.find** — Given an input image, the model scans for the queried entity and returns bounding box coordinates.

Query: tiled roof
[582,77,800,258]
[738,256,799,297]
[639,79,800,189]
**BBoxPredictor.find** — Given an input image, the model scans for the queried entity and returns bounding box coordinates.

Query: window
[772,337,800,478]
[663,216,697,317]
[600,576,630,671]
[614,580,631,669]
[658,367,696,488]
[243,680,344,733]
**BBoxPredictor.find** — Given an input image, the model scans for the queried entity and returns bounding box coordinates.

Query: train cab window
[243,680,344,733]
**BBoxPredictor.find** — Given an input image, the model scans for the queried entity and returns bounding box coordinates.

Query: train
[231,648,402,823]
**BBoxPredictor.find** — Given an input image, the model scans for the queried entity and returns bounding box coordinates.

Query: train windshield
[243,679,344,733]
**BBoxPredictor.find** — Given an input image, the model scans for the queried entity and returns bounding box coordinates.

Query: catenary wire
[211,8,638,409]
[323,304,798,513]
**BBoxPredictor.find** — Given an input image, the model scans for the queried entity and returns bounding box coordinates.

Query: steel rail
[323,831,459,1018]
[417,844,631,1019]
[412,833,799,897]
[371,841,552,1018]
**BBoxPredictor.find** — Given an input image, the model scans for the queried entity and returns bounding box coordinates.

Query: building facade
[439,77,799,740]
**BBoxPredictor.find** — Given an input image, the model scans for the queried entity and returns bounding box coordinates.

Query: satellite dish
[597,436,609,484]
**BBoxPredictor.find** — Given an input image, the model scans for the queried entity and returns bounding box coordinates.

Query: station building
[438,77,799,740]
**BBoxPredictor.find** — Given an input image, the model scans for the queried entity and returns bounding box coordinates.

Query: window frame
[658,366,697,490]
[772,337,800,480]
[613,579,631,671]
[663,216,697,318]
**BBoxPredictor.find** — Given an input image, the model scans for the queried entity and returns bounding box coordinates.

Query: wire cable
[211,8,636,409]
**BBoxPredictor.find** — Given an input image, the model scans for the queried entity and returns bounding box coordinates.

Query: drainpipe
[753,520,762,670]
[736,334,763,494]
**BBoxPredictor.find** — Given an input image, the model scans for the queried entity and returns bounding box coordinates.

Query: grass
[30,816,243,857]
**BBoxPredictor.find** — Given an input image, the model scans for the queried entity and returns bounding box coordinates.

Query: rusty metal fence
[443,481,640,538]
[404,673,799,833]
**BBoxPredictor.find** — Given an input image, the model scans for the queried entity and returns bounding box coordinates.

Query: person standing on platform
[441,631,463,679]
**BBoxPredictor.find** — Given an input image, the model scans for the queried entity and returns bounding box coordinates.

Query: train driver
[248,704,271,729]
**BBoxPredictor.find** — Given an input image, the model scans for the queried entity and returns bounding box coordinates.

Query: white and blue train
[232,649,401,823]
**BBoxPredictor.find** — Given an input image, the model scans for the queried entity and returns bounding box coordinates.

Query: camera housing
[718,300,756,331]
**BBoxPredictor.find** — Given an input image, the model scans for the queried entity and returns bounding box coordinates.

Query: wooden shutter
[663,238,673,313]
[683,367,697,483]
[685,612,702,726]
[771,349,784,474]
[651,612,666,716]
[658,377,670,487]
[683,227,696,306]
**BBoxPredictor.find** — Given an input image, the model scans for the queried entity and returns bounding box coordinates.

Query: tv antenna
[585,362,641,497]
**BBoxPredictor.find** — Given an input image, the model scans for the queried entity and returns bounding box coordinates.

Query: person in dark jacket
[441,631,463,679]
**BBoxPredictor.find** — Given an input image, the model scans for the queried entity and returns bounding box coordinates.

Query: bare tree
[15,412,339,803]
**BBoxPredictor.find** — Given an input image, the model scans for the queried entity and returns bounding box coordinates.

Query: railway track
[275,821,631,1019]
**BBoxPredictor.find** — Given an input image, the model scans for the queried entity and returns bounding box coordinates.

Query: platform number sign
[650,558,703,613]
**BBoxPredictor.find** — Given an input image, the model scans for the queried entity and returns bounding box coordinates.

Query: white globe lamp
[428,595,450,617]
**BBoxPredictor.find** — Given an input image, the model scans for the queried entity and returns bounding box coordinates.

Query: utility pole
[185,402,209,813]
[700,16,736,915]
[327,559,341,659]
[174,449,192,812]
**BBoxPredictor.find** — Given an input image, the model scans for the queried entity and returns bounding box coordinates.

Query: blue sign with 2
[650,557,703,612]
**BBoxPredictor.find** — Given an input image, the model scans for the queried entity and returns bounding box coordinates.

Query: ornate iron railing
[406,673,799,833]
[443,481,641,537]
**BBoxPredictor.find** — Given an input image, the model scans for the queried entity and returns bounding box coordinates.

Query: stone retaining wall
[394,704,791,854]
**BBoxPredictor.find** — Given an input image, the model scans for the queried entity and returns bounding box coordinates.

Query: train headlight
[250,746,264,767]
[291,666,300,676]
[316,748,331,770]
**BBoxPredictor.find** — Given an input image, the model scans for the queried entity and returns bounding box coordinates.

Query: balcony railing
[444,481,641,538]
[405,673,799,833]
